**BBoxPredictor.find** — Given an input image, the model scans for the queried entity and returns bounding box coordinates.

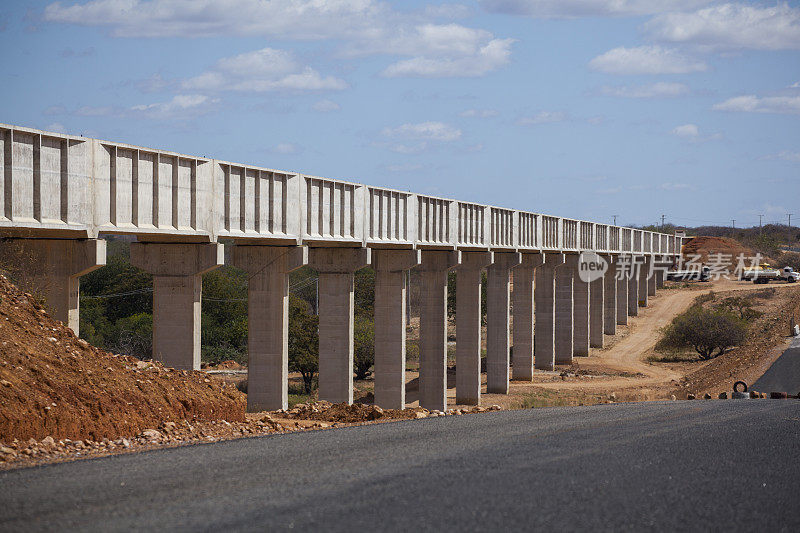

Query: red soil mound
[682,236,755,267]
[0,275,245,443]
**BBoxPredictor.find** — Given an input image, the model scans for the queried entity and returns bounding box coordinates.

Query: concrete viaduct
[0,123,682,412]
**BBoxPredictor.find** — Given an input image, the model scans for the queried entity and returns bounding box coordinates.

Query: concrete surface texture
[455,251,493,405]
[417,250,460,412]
[372,249,420,410]
[486,252,521,394]
[603,254,617,335]
[130,242,224,370]
[555,255,576,365]
[2,402,797,531]
[534,253,564,371]
[511,253,544,380]
[308,247,371,405]
[232,245,307,412]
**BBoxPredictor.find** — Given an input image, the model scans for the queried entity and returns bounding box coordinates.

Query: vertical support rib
[32,134,41,222]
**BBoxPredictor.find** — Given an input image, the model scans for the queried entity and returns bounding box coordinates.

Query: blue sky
[1,1,799,228]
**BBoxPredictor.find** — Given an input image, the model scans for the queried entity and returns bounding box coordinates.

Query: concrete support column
[0,238,106,336]
[512,253,545,381]
[628,258,639,317]
[534,253,563,370]
[555,254,577,365]
[131,242,223,370]
[616,275,628,326]
[589,270,604,348]
[308,247,371,405]
[372,249,421,410]
[455,252,493,405]
[486,252,522,394]
[232,245,307,412]
[417,250,460,412]
[655,269,665,289]
[647,256,657,297]
[638,255,650,307]
[572,260,590,357]
[603,255,617,335]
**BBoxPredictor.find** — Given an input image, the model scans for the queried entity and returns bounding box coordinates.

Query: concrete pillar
[486,252,522,394]
[589,271,604,348]
[655,269,665,289]
[572,260,590,357]
[534,253,563,370]
[0,238,106,336]
[555,254,576,365]
[512,253,544,381]
[455,251,493,405]
[638,255,650,307]
[130,242,223,371]
[647,256,657,297]
[616,275,628,326]
[417,250,460,412]
[628,258,639,317]
[308,247,370,405]
[372,249,420,410]
[603,255,617,335]
[232,245,307,412]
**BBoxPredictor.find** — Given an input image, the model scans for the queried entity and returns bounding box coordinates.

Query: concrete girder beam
[455,251,493,405]
[0,238,106,335]
[511,253,545,381]
[130,242,224,371]
[486,252,522,394]
[371,249,421,410]
[417,250,460,412]
[232,245,308,412]
[308,247,371,405]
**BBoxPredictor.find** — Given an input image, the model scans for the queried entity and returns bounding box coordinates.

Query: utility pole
[660,214,666,230]
[731,219,735,228]
[612,215,618,226]
[788,213,794,228]
[759,214,764,231]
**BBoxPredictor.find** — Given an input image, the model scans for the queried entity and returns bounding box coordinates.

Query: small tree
[353,314,374,380]
[288,296,319,393]
[656,306,747,360]
[717,296,761,321]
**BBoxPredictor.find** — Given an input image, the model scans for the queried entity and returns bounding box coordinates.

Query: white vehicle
[740,264,798,284]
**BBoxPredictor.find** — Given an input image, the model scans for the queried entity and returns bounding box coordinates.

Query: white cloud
[46,122,67,133]
[312,99,341,112]
[44,0,389,39]
[517,111,567,125]
[460,109,499,117]
[660,182,694,191]
[589,45,707,75]
[479,0,713,18]
[382,121,462,141]
[45,2,515,79]
[377,25,514,78]
[384,163,424,173]
[712,95,800,115]
[182,48,347,93]
[790,81,800,89]
[671,123,699,138]
[763,150,800,163]
[670,123,722,142]
[601,82,689,98]
[645,3,800,51]
[130,94,217,118]
[270,142,300,154]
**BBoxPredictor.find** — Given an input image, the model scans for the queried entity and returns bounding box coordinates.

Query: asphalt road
[753,336,800,395]
[1,401,799,532]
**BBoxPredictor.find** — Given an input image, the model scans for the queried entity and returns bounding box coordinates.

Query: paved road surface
[753,336,800,395]
[1,401,799,531]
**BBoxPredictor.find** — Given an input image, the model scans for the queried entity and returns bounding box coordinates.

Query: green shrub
[656,306,747,360]
[353,314,374,380]
[288,296,319,393]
